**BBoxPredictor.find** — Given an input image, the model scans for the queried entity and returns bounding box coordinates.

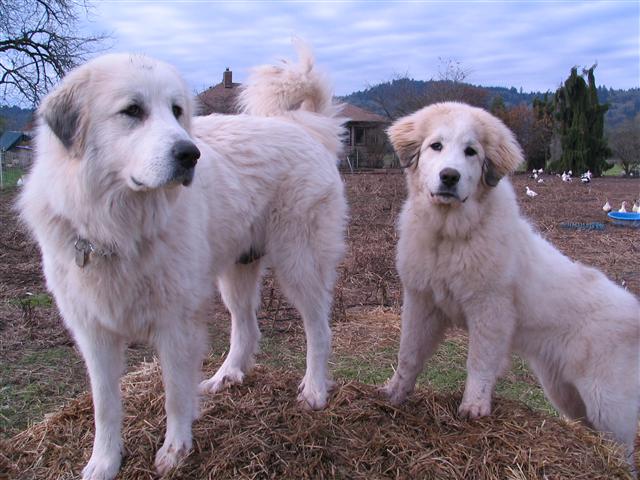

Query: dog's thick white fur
[18,43,346,480]
[382,102,640,469]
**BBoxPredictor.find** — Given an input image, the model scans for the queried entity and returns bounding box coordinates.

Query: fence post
[0,150,4,190]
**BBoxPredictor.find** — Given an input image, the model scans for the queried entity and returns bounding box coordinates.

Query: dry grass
[2,359,633,480]
[1,173,639,478]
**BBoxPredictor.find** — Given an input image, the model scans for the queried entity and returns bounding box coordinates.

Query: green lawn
[0,345,88,435]
[257,326,554,416]
[1,167,24,188]
[603,164,624,176]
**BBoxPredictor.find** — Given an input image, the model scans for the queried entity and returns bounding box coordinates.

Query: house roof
[197,82,242,115]
[341,104,388,124]
[0,131,27,151]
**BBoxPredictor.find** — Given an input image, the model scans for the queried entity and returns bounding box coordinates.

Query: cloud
[83,1,639,95]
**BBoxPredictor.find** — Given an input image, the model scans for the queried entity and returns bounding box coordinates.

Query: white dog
[382,102,640,470]
[18,43,346,479]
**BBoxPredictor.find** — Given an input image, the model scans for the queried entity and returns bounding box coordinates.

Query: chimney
[223,68,232,88]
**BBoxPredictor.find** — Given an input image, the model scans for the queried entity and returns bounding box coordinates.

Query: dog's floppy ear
[482,160,501,187]
[387,116,421,168]
[39,68,90,155]
[481,114,524,184]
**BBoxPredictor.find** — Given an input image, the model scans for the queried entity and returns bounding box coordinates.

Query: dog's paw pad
[82,452,121,480]
[199,368,245,394]
[297,390,328,411]
[379,384,407,406]
[379,375,411,406]
[458,400,492,419]
[155,439,191,475]
[297,379,330,411]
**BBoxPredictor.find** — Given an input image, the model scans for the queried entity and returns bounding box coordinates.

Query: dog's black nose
[172,140,200,169]
[439,168,461,188]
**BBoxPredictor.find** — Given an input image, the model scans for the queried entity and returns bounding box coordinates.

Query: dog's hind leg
[200,260,263,394]
[533,355,639,475]
[528,358,591,422]
[154,319,208,475]
[575,377,639,475]
[273,230,344,410]
[270,190,346,410]
[73,326,126,480]
[382,288,447,405]
[276,261,335,410]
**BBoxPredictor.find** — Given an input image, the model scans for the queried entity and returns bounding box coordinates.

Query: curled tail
[238,39,346,156]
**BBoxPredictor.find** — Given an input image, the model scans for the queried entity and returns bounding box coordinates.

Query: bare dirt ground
[1,172,639,441]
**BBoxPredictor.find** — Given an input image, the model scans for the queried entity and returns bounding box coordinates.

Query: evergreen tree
[552,66,611,175]
[585,67,611,175]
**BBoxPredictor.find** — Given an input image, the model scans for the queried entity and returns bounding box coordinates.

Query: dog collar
[74,236,115,268]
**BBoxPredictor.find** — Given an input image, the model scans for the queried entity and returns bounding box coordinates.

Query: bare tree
[368,58,488,121]
[436,56,471,83]
[608,115,640,176]
[493,97,554,171]
[0,0,106,106]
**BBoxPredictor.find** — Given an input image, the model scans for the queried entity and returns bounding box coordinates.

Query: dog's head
[387,102,523,205]
[39,53,200,191]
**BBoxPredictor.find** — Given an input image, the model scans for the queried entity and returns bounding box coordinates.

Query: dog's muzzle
[432,167,465,203]
[170,140,200,186]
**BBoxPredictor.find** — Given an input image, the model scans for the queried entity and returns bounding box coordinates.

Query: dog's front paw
[82,450,122,480]
[155,435,192,476]
[458,398,492,419]
[297,375,334,410]
[199,365,245,394]
[380,374,411,406]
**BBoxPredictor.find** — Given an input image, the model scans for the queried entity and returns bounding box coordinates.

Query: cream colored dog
[18,43,346,479]
[382,102,640,470]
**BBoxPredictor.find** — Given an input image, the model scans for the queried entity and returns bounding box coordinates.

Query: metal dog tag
[75,248,88,268]
[74,238,90,268]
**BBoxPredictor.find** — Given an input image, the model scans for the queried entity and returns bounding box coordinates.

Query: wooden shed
[341,104,390,170]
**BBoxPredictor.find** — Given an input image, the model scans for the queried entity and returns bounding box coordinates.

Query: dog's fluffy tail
[238,39,346,156]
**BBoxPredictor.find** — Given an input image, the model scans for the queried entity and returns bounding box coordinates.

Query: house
[0,130,32,169]
[0,130,29,152]
[197,68,241,115]
[340,104,390,170]
[197,69,391,169]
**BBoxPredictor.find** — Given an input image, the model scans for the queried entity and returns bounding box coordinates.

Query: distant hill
[4,81,636,134]
[341,79,639,128]
[596,87,640,128]
[0,106,34,133]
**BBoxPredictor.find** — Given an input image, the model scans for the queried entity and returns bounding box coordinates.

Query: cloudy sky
[82,1,639,96]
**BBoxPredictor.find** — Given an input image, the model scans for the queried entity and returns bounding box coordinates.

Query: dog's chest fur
[396,200,511,325]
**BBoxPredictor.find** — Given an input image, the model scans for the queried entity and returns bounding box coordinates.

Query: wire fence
[0,149,32,189]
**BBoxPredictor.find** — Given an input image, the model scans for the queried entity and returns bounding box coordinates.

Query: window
[353,126,366,146]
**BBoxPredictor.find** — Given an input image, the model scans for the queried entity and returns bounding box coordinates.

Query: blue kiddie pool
[608,211,640,227]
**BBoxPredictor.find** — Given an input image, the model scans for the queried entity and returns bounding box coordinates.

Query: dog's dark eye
[465,147,477,156]
[172,105,183,118]
[121,104,143,118]
[430,142,443,151]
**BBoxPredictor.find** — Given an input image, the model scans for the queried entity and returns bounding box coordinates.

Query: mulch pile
[1,360,632,480]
